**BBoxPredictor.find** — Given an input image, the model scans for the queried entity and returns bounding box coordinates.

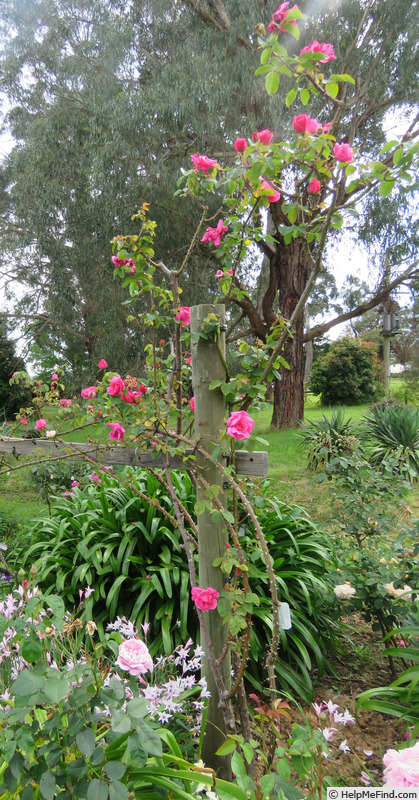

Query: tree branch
[304,260,419,342]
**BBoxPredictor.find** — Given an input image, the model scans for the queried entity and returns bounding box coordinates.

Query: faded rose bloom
[35,419,47,431]
[300,41,336,63]
[116,638,153,676]
[252,129,273,145]
[333,142,354,162]
[98,359,107,369]
[226,410,255,440]
[383,743,419,787]
[292,114,319,134]
[45,430,56,438]
[85,620,97,636]
[191,586,219,611]
[81,386,97,399]
[267,2,299,34]
[191,154,219,174]
[106,422,125,442]
[112,255,128,267]
[107,376,125,396]
[59,398,72,407]
[309,178,321,194]
[201,220,228,247]
[234,138,248,152]
[175,307,190,327]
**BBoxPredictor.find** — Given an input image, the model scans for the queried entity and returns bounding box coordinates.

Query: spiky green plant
[361,404,419,479]
[299,408,359,469]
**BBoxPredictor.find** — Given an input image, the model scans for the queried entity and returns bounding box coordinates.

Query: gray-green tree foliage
[0,0,418,412]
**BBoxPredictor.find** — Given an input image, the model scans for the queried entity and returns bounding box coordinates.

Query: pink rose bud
[12,372,18,377]
[191,586,220,611]
[234,137,248,152]
[190,154,219,174]
[267,2,299,34]
[201,220,228,247]
[22,580,29,589]
[216,269,234,280]
[252,129,273,145]
[98,359,107,369]
[35,419,47,431]
[116,638,153,676]
[107,376,125,396]
[300,41,336,63]
[81,386,97,399]
[226,410,255,440]
[190,396,195,412]
[309,178,321,194]
[292,114,319,134]
[333,142,354,163]
[186,356,192,365]
[175,306,190,327]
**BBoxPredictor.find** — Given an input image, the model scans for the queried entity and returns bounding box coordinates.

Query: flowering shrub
[0,587,229,799]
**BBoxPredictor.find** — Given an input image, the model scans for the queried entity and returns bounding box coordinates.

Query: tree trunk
[271,239,308,428]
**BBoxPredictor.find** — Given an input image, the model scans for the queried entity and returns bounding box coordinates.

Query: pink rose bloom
[191,586,220,611]
[20,419,28,425]
[191,154,219,174]
[175,306,190,327]
[252,129,273,145]
[292,114,319,134]
[258,181,281,203]
[35,419,47,431]
[98,359,107,369]
[322,122,332,133]
[234,138,248,152]
[383,743,419,787]
[120,389,143,404]
[186,356,192,365]
[190,396,195,412]
[106,422,125,442]
[300,41,336,63]
[216,270,233,280]
[334,142,354,162]
[267,2,299,34]
[139,384,148,394]
[71,480,78,488]
[226,410,255,440]
[309,178,321,194]
[116,638,153,677]
[201,220,228,247]
[59,398,72,408]
[81,386,97,399]
[112,255,128,267]
[107,376,125,396]
[51,373,58,380]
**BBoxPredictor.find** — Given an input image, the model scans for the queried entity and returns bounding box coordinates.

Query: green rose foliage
[309,337,385,406]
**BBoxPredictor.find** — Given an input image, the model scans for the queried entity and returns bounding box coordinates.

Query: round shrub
[309,337,384,406]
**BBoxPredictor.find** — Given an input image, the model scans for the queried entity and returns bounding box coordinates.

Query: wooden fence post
[190,304,231,778]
